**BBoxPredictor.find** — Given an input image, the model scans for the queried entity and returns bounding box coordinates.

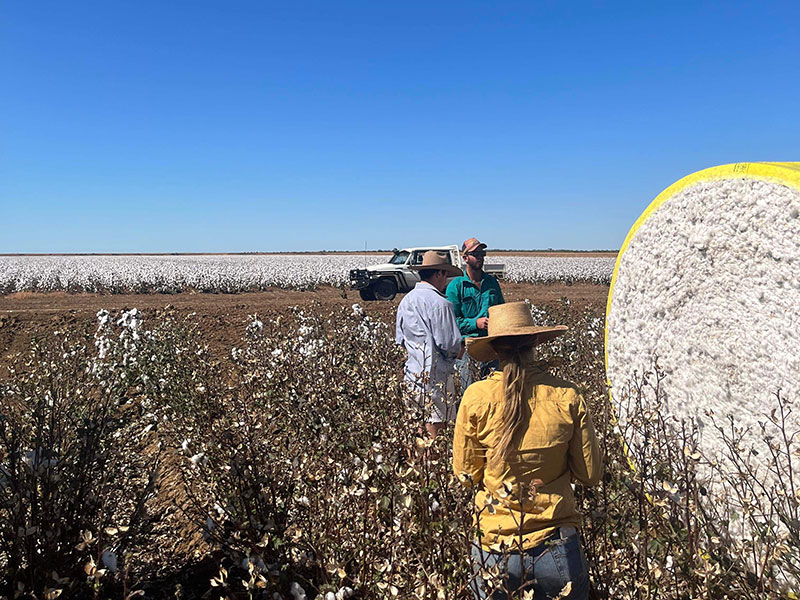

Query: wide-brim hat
[466,302,568,362]
[409,250,463,278]
[462,237,488,254]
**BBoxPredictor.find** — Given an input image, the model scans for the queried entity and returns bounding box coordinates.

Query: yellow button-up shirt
[453,362,602,551]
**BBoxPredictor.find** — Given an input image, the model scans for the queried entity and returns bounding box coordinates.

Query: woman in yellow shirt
[453,302,602,600]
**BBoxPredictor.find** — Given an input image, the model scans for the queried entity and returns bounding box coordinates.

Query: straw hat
[409,250,463,278]
[466,302,568,362]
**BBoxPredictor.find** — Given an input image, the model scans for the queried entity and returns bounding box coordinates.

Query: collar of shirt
[415,280,446,297]
[487,360,553,381]
[460,270,484,287]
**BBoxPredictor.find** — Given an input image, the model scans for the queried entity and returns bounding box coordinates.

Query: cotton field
[3,300,796,598]
[502,255,614,284]
[0,254,614,294]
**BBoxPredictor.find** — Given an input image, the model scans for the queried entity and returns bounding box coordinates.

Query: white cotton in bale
[606,163,800,483]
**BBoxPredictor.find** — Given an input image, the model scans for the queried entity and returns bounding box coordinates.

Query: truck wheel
[359,288,376,301]
[373,278,397,301]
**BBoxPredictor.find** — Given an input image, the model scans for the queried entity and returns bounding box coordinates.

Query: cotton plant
[0,321,163,597]
[3,295,797,598]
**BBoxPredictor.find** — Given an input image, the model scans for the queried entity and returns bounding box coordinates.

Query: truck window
[390,251,410,265]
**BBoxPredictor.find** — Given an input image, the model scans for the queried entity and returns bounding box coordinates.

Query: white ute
[349,245,506,301]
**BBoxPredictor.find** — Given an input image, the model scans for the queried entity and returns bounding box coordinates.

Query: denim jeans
[456,354,499,393]
[470,527,590,600]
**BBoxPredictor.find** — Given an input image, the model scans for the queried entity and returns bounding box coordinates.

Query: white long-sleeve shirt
[395,281,463,401]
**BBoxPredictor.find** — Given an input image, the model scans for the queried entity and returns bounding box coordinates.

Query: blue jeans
[470,527,590,599]
[456,354,499,392]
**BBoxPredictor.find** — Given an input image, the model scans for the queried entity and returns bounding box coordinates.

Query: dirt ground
[0,282,609,367]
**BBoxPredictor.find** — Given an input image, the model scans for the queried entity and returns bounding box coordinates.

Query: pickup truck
[349,245,506,301]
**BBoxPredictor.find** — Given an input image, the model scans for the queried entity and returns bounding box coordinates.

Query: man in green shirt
[446,237,505,392]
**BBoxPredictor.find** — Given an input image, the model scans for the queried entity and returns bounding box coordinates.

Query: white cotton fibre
[607,177,800,461]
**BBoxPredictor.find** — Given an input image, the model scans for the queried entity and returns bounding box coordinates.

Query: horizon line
[0,249,620,257]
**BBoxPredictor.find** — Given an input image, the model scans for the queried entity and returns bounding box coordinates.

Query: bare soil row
[0,282,609,372]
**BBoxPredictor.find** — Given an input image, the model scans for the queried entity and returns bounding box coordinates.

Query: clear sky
[1,1,798,253]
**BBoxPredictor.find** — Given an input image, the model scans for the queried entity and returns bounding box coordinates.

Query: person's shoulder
[412,284,446,305]
[462,372,504,407]
[446,275,466,293]
[398,286,423,310]
[483,272,501,286]
[432,292,456,312]
[398,289,414,305]
[534,371,582,401]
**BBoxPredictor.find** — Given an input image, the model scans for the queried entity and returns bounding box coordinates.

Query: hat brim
[466,326,568,362]
[409,263,463,278]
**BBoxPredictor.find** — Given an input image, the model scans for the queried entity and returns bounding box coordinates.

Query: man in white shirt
[395,251,463,437]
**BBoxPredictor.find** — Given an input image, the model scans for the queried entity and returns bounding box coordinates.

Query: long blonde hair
[489,335,537,470]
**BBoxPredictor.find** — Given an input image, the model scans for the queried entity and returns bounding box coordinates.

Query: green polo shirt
[446,271,505,338]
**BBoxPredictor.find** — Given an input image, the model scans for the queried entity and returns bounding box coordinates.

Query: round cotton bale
[605,162,800,478]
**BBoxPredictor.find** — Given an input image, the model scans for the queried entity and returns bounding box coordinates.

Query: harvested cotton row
[606,162,800,483]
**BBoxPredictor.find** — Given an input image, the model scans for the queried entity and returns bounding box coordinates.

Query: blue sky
[1,1,798,252]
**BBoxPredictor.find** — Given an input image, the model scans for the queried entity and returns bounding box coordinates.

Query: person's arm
[395,311,405,348]
[493,277,505,304]
[446,279,479,336]
[453,390,485,488]
[432,303,463,360]
[568,392,603,486]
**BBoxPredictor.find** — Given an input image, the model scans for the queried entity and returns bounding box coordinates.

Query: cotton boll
[290,582,307,600]
[189,452,207,467]
[688,228,711,251]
